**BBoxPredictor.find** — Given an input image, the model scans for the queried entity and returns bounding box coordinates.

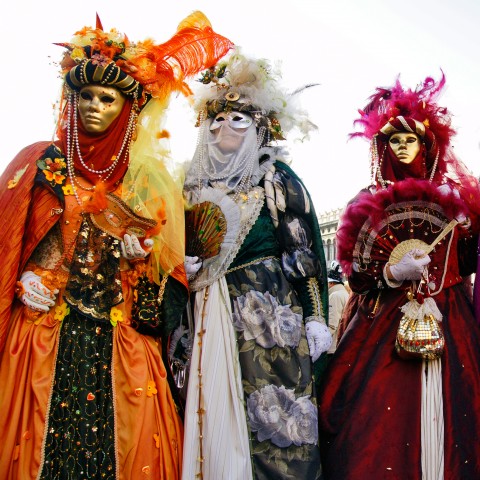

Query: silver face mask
[209,111,254,131]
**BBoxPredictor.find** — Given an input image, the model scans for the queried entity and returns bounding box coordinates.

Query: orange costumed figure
[0,13,232,480]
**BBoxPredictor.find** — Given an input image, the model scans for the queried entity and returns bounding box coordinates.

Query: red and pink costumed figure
[318,74,480,479]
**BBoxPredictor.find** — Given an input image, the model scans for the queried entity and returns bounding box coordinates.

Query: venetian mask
[389,132,421,164]
[78,85,126,133]
[209,111,254,154]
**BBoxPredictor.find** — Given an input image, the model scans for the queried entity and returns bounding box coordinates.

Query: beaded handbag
[392,220,456,361]
[395,297,445,360]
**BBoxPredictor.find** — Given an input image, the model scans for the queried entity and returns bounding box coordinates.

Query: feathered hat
[351,73,455,186]
[193,47,317,144]
[58,12,234,107]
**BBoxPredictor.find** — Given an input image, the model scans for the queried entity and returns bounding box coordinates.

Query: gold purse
[395,302,445,360]
[391,219,456,361]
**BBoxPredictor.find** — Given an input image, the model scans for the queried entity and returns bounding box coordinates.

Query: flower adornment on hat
[194,48,318,143]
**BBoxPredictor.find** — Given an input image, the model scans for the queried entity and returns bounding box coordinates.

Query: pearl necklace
[65,91,138,206]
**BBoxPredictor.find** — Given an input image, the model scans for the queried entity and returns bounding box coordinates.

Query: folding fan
[185,201,227,260]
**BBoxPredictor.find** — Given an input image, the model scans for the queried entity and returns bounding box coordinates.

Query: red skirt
[318,284,480,479]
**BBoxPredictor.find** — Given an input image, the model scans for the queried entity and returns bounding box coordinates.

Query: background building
[319,208,344,264]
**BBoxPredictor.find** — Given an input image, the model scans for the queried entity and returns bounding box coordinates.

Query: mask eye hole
[210,114,227,131]
[80,91,92,100]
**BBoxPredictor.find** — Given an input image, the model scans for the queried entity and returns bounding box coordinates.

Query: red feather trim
[350,73,454,160]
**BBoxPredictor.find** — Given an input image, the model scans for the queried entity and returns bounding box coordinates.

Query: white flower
[233,290,302,348]
[247,385,318,448]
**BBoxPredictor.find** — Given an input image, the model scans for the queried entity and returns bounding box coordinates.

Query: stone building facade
[318,208,344,265]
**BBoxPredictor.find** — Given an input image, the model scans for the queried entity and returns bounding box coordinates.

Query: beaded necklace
[65,91,138,206]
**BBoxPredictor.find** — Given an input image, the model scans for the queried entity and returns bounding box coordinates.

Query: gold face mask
[389,132,421,164]
[78,85,126,133]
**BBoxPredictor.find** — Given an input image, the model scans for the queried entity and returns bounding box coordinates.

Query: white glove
[121,234,152,260]
[19,271,57,312]
[388,248,431,282]
[305,320,332,362]
[185,255,202,280]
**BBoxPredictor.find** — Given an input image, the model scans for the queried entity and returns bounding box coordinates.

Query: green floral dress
[182,160,328,480]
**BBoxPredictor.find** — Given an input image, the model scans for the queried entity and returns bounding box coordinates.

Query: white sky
[1,0,479,213]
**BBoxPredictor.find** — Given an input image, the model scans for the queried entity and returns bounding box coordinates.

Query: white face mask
[185,116,261,194]
[209,111,254,131]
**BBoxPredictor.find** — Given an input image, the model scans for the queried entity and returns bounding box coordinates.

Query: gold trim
[224,256,275,275]
[156,275,169,306]
[306,277,324,318]
[93,65,107,83]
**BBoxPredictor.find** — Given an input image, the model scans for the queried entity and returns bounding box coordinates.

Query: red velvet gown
[318,223,480,479]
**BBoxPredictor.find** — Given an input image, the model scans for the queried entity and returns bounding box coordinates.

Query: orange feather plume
[121,11,233,100]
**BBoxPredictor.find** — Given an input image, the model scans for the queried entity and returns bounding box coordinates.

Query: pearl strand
[232,127,265,202]
[428,149,440,183]
[66,93,85,206]
[65,91,138,206]
[72,92,138,176]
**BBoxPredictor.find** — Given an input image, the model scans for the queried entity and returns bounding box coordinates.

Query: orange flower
[147,380,157,397]
[62,184,75,196]
[43,170,66,185]
[54,302,70,322]
[45,157,66,172]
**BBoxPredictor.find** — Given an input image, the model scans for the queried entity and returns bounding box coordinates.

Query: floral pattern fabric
[227,255,322,480]
[247,384,318,448]
[232,290,302,349]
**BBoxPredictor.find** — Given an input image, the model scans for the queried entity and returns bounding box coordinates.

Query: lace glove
[305,317,332,362]
[185,255,202,280]
[18,271,57,312]
[385,248,431,283]
[121,234,152,261]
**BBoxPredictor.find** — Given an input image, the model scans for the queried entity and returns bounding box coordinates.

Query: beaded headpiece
[194,48,317,144]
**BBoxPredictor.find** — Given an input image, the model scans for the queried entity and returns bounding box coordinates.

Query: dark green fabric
[273,162,329,390]
[229,202,279,268]
[227,260,322,480]
[274,162,329,320]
